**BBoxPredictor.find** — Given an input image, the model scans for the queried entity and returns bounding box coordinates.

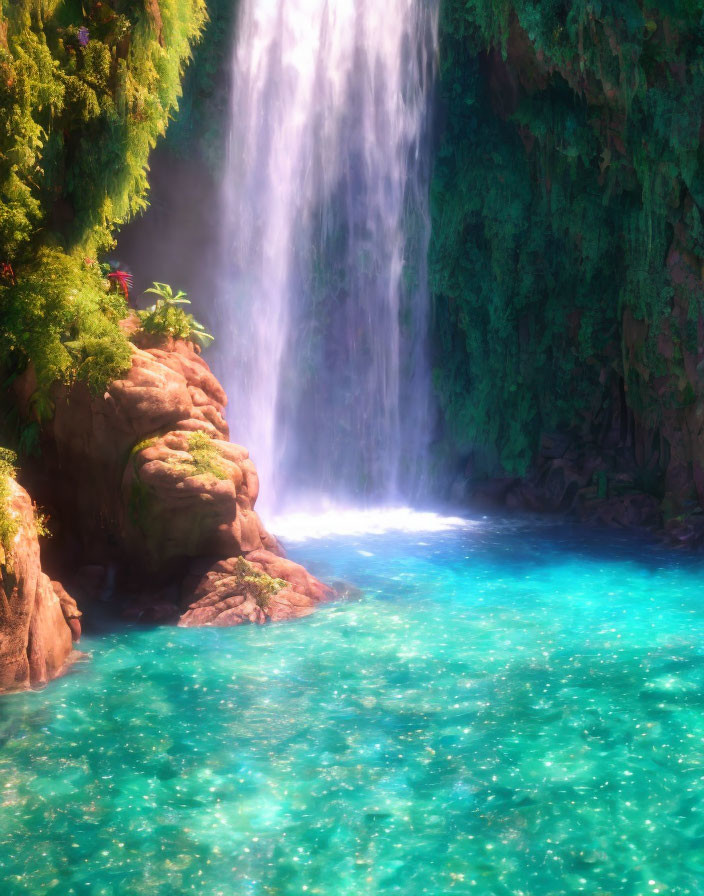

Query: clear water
[3,513,704,895]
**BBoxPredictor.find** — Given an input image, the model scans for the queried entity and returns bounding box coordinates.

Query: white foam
[270,506,477,542]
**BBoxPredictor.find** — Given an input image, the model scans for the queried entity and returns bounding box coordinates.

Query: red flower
[0,263,16,284]
[108,270,133,302]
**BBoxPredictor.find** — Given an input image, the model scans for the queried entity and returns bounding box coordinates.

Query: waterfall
[214,0,438,513]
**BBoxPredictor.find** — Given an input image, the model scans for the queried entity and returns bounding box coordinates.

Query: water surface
[2,512,704,895]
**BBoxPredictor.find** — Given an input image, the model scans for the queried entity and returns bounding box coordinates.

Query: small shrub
[33,505,51,539]
[0,249,132,399]
[136,283,214,347]
[233,556,288,610]
[0,448,18,568]
[182,431,228,480]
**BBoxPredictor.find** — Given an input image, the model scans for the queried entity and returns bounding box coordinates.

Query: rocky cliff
[3,331,333,690]
[432,4,704,543]
[0,478,80,693]
[16,329,281,574]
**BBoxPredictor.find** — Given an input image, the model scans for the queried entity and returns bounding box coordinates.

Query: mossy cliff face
[431,2,704,534]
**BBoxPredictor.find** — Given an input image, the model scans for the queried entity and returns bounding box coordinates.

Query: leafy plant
[0,249,132,398]
[137,283,214,346]
[232,556,287,611]
[32,504,51,539]
[0,448,18,568]
[0,0,206,416]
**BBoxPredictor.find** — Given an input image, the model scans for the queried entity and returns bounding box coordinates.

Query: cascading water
[214,0,438,513]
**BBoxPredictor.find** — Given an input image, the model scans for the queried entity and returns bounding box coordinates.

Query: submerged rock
[0,480,78,692]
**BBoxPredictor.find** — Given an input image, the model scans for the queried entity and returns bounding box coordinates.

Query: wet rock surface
[179,552,335,628]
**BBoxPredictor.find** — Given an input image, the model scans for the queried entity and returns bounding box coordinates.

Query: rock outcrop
[19,332,279,573]
[179,551,335,628]
[0,479,78,693]
[16,330,333,627]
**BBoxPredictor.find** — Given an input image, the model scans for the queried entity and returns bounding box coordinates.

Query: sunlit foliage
[0,0,205,396]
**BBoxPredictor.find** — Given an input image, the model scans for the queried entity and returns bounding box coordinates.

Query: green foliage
[164,429,227,480]
[0,0,206,408]
[182,430,226,480]
[33,504,51,538]
[232,555,287,611]
[0,0,207,259]
[0,447,18,566]
[0,249,131,396]
[431,0,704,474]
[165,0,239,169]
[137,282,214,345]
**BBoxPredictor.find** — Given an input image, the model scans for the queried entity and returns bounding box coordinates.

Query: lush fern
[137,282,213,345]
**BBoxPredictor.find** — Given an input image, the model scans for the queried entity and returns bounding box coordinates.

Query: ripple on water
[1,515,704,895]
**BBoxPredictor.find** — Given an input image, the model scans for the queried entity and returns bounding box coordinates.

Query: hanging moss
[164,0,238,169]
[431,0,704,475]
[0,0,205,399]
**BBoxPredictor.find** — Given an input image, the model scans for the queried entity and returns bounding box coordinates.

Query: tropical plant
[0,249,132,398]
[0,0,206,419]
[232,556,288,611]
[107,270,134,304]
[137,283,214,346]
[0,448,18,566]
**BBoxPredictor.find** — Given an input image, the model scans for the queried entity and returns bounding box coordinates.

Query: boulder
[179,552,335,628]
[12,333,335,631]
[123,429,279,569]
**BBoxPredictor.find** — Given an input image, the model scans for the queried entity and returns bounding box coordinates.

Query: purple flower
[77,26,90,47]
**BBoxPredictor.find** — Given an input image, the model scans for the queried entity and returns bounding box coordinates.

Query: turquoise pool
[2,511,704,895]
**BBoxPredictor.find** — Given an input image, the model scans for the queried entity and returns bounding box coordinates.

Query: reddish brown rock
[179,552,335,628]
[12,333,334,632]
[0,480,77,693]
[122,429,278,568]
[51,580,83,642]
[18,336,280,573]
[246,550,334,604]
